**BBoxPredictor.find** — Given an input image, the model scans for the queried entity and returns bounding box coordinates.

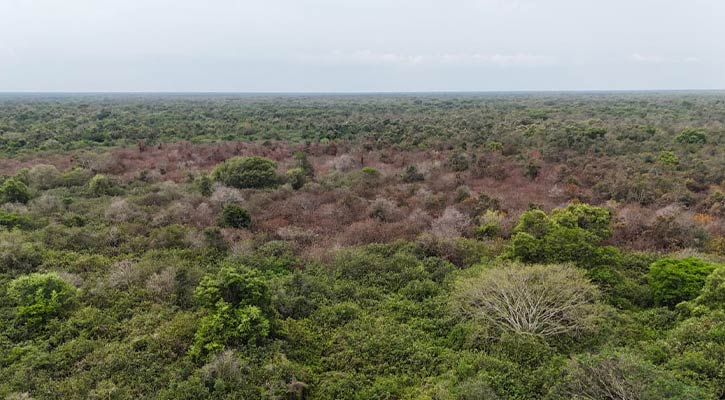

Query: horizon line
[1,89,725,96]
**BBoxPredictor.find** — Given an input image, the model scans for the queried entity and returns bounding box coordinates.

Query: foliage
[402,165,424,183]
[0,94,723,399]
[676,128,707,144]
[649,257,719,307]
[293,151,315,177]
[286,167,306,190]
[189,264,274,360]
[1,178,31,204]
[196,174,213,196]
[557,351,709,399]
[657,150,679,166]
[218,204,251,229]
[88,174,119,196]
[507,203,614,266]
[212,156,279,189]
[7,272,77,328]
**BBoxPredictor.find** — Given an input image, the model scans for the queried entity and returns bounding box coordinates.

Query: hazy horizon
[2,0,724,92]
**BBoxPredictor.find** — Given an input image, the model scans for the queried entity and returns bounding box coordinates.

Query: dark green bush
[507,203,614,266]
[286,167,306,190]
[8,272,77,328]
[190,264,274,360]
[649,257,719,307]
[88,174,120,196]
[1,178,31,204]
[218,204,251,229]
[676,128,707,144]
[402,165,425,183]
[212,156,279,189]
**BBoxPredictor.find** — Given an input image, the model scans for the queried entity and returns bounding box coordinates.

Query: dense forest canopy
[0,93,723,399]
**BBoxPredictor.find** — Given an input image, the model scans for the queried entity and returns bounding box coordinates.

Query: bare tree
[557,352,705,400]
[453,262,600,338]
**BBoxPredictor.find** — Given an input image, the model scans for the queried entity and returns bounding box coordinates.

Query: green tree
[649,257,719,307]
[657,150,679,167]
[507,203,613,265]
[676,128,707,144]
[1,178,31,204]
[293,151,315,177]
[218,204,251,229]
[8,272,77,328]
[197,174,213,196]
[689,267,725,310]
[212,156,279,189]
[286,167,306,190]
[190,265,274,360]
[88,174,119,196]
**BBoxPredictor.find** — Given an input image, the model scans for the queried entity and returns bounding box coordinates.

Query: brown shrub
[431,207,471,239]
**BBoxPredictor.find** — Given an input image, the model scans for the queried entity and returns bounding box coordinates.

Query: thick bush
[88,174,119,196]
[676,128,707,144]
[218,204,251,229]
[8,272,77,328]
[212,156,279,189]
[557,351,708,399]
[286,167,306,190]
[0,230,43,273]
[1,178,31,204]
[190,265,274,360]
[649,257,719,307]
[507,203,614,266]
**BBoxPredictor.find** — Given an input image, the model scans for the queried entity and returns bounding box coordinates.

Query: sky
[1,0,724,92]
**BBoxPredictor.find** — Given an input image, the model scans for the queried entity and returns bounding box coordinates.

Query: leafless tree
[453,262,600,338]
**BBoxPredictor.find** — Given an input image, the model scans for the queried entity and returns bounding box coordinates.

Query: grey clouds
[1,0,723,92]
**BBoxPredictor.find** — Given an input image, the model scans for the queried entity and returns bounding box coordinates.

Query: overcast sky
[1,0,724,92]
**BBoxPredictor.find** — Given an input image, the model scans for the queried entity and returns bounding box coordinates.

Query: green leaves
[649,257,719,308]
[211,156,279,189]
[0,178,31,204]
[218,204,251,229]
[508,203,613,266]
[7,272,77,329]
[676,128,707,145]
[190,265,274,360]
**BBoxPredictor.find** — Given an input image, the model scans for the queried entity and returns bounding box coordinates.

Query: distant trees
[212,156,279,189]
[453,263,601,338]
[676,128,707,144]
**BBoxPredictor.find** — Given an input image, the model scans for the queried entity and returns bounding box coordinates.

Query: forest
[0,92,723,399]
